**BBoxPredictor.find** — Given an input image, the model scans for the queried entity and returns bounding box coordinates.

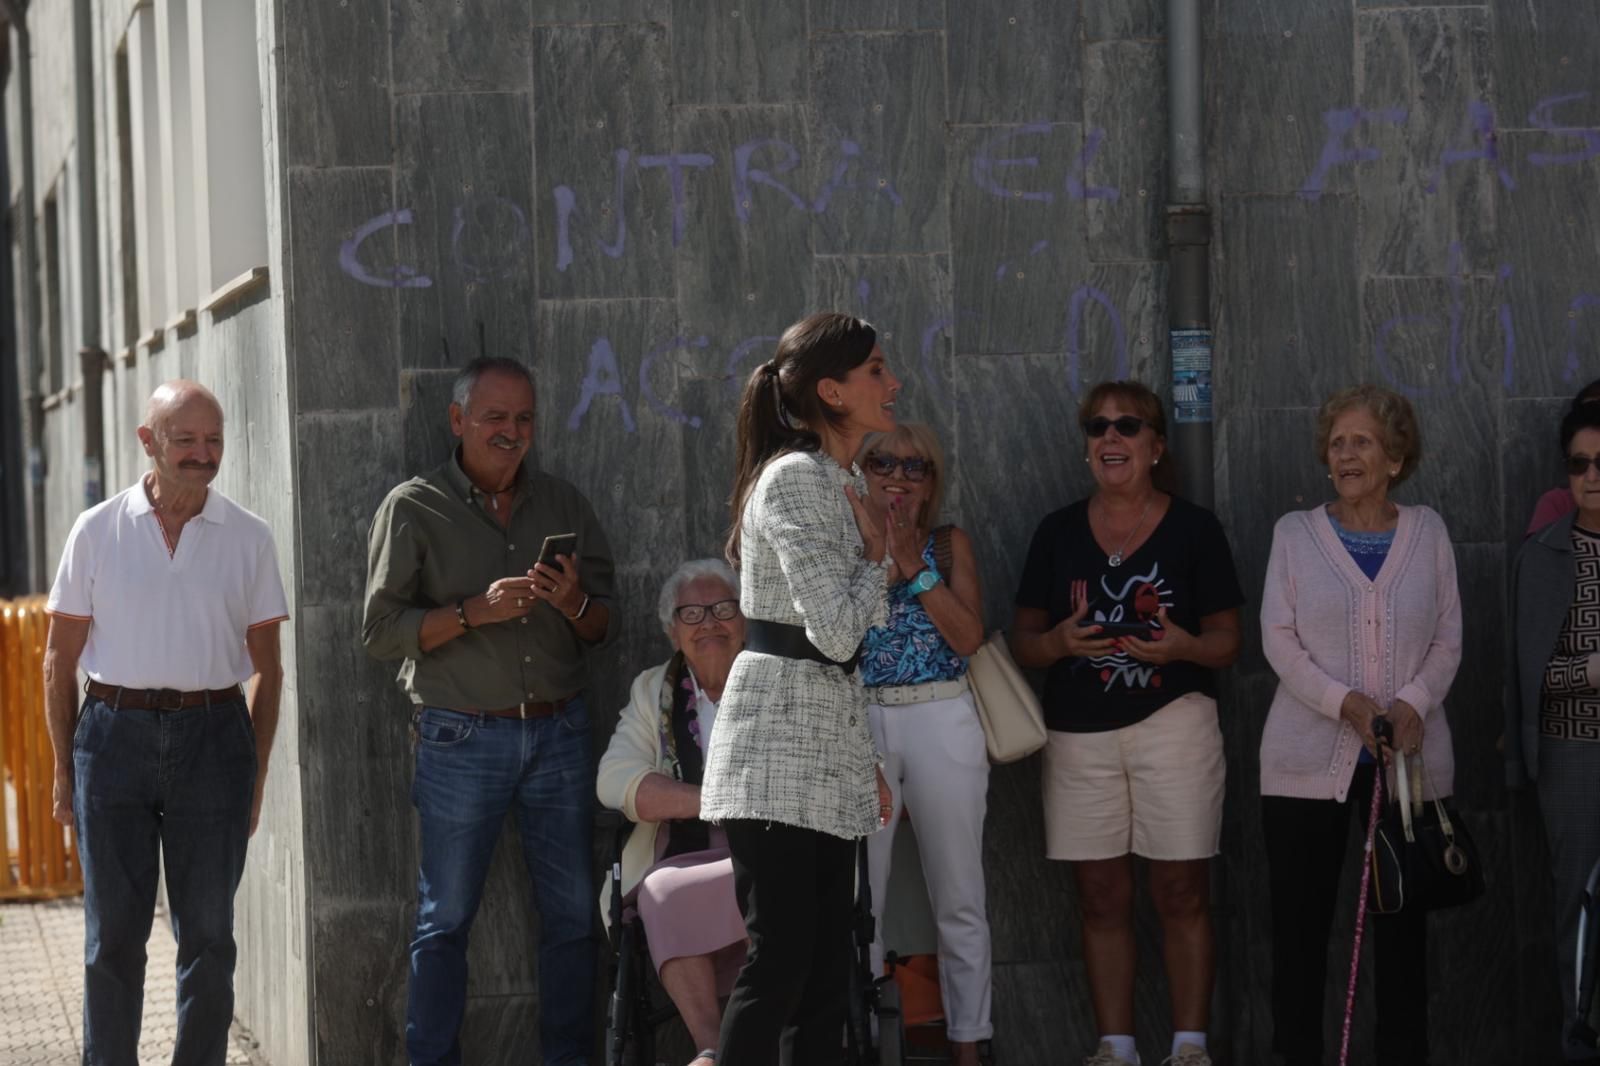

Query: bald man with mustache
[43,379,288,1066]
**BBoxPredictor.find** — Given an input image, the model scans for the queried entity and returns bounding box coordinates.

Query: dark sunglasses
[864,453,934,482]
[673,599,740,625]
[1084,415,1147,439]
[1567,455,1600,477]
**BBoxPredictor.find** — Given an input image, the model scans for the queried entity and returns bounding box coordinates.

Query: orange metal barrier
[0,596,82,899]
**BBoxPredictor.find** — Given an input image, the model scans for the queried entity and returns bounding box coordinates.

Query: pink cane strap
[1340,760,1386,1066]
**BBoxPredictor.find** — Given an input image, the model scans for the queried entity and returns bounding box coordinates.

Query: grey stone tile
[808,32,949,254]
[296,411,405,607]
[392,0,532,93]
[1209,1,1353,196]
[949,123,1087,355]
[298,601,417,905]
[1084,0,1164,41]
[1360,275,1503,543]
[1221,407,1327,676]
[1446,543,1506,812]
[809,0,944,31]
[400,368,459,478]
[1084,40,1167,261]
[1355,7,1497,276]
[671,0,806,105]
[309,902,412,1064]
[671,106,814,349]
[288,167,398,413]
[948,0,1081,125]
[1072,260,1168,392]
[531,0,668,22]
[395,93,536,370]
[1496,133,1600,399]
[813,253,954,423]
[532,298,689,576]
[533,23,676,299]
[1493,0,1600,133]
[1215,193,1360,410]
[1503,396,1568,547]
[952,353,1095,630]
[282,0,390,167]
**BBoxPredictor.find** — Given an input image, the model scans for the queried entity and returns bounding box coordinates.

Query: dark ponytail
[725,312,878,564]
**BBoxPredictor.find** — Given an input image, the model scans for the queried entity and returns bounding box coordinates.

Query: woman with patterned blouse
[701,311,919,1065]
[1510,401,1600,1063]
[857,422,989,1066]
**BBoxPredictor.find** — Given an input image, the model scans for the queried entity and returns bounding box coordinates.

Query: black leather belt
[744,618,861,675]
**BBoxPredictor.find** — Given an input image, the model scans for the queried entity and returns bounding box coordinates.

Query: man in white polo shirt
[42,379,288,1066]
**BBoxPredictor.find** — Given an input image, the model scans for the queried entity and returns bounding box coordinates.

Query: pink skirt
[635,827,747,992]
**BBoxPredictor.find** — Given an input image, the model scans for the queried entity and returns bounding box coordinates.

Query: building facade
[5,2,1595,1063]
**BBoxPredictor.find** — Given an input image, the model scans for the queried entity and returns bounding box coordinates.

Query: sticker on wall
[1172,329,1213,424]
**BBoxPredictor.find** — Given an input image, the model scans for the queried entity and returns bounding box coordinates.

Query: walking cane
[1339,719,1391,1066]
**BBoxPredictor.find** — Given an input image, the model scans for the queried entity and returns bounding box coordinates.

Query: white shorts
[1042,691,1225,862]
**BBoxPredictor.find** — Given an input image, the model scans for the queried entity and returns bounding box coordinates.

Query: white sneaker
[1084,1041,1138,1066]
[1161,1044,1211,1066]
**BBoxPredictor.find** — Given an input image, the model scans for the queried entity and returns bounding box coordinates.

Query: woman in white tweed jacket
[702,311,922,1066]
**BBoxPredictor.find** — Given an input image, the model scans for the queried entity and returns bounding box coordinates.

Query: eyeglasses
[1567,455,1600,477]
[863,453,934,482]
[673,599,740,625]
[1084,415,1147,439]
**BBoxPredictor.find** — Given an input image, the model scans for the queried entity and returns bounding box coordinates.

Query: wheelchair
[1573,855,1600,1056]
[602,823,914,1066]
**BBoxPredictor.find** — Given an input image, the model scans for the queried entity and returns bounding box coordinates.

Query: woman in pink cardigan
[1258,384,1462,1066]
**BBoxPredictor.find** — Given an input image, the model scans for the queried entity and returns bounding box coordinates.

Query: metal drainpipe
[1166,0,1214,508]
[3,3,48,590]
[72,0,104,508]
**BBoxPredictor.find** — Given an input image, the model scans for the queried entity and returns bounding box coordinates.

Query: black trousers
[1262,763,1429,1066]
[718,819,856,1066]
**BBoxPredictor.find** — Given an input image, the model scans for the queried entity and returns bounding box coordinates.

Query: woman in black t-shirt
[1010,380,1243,1066]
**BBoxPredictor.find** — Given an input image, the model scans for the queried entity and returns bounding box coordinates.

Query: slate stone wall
[280,2,1600,1062]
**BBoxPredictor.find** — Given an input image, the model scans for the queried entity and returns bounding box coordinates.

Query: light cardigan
[595,661,678,929]
[1259,503,1462,802]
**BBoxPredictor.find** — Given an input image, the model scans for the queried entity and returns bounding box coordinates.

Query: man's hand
[52,767,73,828]
[529,555,586,619]
[474,575,541,625]
[250,776,266,837]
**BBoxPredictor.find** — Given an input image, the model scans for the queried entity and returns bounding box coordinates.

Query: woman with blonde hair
[857,421,990,1066]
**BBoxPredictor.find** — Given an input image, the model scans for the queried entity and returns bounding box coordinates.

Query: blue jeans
[72,693,256,1066]
[406,700,595,1066]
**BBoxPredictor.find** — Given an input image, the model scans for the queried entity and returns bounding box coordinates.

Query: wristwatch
[907,567,943,595]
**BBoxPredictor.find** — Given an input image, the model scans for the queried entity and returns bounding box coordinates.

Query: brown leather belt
[86,679,244,711]
[465,694,579,720]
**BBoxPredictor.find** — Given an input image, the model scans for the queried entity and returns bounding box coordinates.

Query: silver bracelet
[564,594,591,622]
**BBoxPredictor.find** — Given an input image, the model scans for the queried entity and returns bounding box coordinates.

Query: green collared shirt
[362,454,616,709]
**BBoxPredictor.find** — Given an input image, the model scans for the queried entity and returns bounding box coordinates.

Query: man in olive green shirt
[363,356,614,1066]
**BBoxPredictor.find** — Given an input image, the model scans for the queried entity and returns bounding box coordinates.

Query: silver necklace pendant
[1108,552,1123,567]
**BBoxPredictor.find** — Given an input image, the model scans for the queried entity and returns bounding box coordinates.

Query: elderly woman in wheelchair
[598,559,749,1066]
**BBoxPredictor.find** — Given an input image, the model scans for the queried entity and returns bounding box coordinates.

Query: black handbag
[1367,751,1485,914]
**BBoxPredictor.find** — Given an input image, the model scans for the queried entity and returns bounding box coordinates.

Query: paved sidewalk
[0,897,266,1065]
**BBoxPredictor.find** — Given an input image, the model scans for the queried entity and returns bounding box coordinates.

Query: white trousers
[867,692,994,1042]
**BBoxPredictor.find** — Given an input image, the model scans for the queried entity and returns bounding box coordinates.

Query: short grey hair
[657,558,740,633]
[451,356,537,412]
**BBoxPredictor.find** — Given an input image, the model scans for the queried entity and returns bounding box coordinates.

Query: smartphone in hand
[1094,620,1153,639]
[537,533,578,573]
